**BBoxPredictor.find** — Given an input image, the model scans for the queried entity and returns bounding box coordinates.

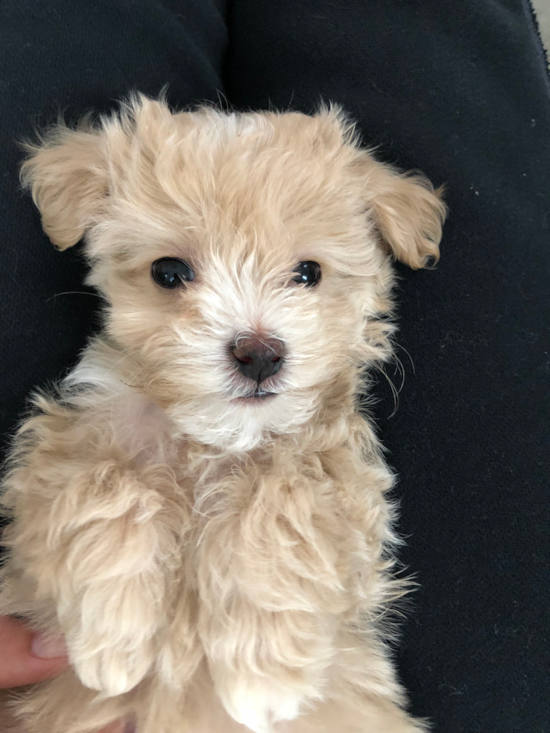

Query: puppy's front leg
[1,403,186,697]
[200,598,332,733]
[195,467,348,733]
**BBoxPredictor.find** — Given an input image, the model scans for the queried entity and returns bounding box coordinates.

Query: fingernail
[31,632,67,659]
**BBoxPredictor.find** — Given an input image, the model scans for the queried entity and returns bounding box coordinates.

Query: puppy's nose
[231,335,285,383]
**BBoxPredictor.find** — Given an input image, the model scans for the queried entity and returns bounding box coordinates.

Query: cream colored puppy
[0,96,445,733]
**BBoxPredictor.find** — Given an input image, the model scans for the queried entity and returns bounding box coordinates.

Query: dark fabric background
[1,2,548,732]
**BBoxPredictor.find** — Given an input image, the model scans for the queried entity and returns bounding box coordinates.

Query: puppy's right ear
[20,125,108,250]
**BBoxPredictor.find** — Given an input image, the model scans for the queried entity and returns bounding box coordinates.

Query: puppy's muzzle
[230,335,285,385]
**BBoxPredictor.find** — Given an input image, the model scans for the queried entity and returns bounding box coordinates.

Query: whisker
[392,354,406,394]
[46,291,102,303]
[374,364,400,418]
[394,342,416,375]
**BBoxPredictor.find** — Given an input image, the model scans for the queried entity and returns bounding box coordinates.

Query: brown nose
[231,335,286,383]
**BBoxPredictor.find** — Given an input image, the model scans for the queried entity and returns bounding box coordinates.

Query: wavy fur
[1,96,445,733]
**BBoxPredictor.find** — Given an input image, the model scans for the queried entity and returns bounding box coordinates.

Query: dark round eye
[292,261,321,287]
[151,258,195,289]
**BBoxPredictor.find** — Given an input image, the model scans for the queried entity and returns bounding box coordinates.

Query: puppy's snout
[231,336,285,383]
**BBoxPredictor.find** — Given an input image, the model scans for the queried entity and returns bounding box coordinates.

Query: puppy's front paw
[73,642,154,696]
[220,677,305,733]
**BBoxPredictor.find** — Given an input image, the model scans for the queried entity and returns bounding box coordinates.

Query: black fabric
[1,1,549,732]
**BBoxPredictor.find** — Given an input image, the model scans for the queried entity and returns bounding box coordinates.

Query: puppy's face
[22,97,445,451]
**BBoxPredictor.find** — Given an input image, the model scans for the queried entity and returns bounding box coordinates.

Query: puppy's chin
[167,391,317,453]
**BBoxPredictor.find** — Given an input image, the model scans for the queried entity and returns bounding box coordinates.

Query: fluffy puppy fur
[0,96,445,733]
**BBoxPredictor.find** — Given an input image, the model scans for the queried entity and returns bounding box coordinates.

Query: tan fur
[0,96,445,733]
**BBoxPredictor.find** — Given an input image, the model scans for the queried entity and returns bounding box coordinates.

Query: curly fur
[0,95,446,733]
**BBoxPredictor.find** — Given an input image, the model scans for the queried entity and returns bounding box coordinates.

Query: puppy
[0,96,445,733]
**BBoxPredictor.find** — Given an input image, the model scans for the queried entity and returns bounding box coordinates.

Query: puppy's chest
[172,443,368,557]
[174,445,280,517]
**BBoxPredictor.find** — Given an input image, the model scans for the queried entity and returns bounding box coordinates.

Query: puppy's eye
[292,261,321,287]
[151,258,195,288]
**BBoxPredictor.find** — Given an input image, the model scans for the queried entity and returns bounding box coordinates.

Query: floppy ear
[20,124,109,250]
[360,152,447,269]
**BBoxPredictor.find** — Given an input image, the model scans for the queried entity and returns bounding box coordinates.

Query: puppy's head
[22,96,445,451]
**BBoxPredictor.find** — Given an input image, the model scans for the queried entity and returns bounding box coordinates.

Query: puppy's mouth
[233,388,278,405]
[228,369,282,405]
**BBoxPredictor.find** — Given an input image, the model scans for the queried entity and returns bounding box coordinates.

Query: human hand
[0,615,68,688]
[0,616,128,732]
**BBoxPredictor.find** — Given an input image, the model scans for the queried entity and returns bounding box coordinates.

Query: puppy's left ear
[358,152,447,269]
